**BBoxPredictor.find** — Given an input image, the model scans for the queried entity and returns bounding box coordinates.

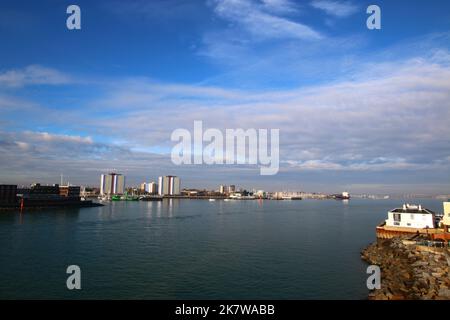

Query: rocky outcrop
[361,238,450,300]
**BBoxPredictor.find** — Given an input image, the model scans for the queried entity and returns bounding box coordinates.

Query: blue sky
[0,0,450,194]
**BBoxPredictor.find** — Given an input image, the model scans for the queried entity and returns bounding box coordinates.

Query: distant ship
[334,192,350,200]
[139,195,163,201]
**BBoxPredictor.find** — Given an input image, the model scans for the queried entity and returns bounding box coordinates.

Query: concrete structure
[21,183,60,198]
[80,187,99,197]
[0,185,17,206]
[147,182,158,194]
[228,185,236,193]
[158,176,180,196]
[100,173,125,195]
[219,185,226,194]
[442,202,450,232]
[59,185,81,199]
[14,183,94,208]
[385,204,436,229]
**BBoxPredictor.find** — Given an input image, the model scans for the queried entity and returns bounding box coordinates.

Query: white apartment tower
[158,176,180,196]
[147,182,158,194]
[100,173,125,195]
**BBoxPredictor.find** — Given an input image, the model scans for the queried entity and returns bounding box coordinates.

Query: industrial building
[0,185,18,206]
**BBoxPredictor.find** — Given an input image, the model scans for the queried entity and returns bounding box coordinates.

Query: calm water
[0,198,444,299]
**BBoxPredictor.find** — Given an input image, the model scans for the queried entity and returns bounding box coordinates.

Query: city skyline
[0,1,450,194]
[3,172,450,198]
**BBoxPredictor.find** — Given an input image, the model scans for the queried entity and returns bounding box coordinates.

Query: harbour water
[0,198,444,299]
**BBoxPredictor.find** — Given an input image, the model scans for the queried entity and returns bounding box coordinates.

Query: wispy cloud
[260,0,299,14]
[76,50,450,183]
[310,0,358,18]
[0,65,71,88]
[210,0,322,40]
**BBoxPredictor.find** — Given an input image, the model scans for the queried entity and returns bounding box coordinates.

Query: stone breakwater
[361,238,450,300]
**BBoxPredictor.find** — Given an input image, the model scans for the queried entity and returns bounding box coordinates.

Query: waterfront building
[100,173,125,195]
[385,204,436,229]
[255,190,265,198]
[219,185,226,194]
[0,185,17,206]
[228,185,236,193]
[271,192,283,200]
[181,189,208,197]
[14,183,91,208]
[59,185,81,199]
[442,202,450,232]
[147,182,158,194]
[158,176,180,196]
[27,183,60,197]
[81,187,99,197]
[140,182,147,193]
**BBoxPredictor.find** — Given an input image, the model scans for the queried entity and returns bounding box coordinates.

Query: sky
[0,0,450,194]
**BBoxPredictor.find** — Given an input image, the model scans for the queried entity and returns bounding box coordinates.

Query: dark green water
[0,198,444,299]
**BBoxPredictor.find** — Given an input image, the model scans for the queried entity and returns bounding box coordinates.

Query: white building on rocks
[385,204,436,229]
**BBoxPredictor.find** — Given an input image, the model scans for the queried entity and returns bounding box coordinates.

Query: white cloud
[0,65,71,88]
[261,0,298,14]
[23,132,94,145]
[211,0,322,40]
[310,0,358,18]
[84,52,450,179]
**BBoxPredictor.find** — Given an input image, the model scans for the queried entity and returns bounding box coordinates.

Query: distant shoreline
[0,201,103,211]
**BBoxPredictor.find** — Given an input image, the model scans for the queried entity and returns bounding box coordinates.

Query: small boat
[209,198,216,202]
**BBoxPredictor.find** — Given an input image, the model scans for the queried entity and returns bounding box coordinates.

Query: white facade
[100,173,125,195]
[158,176,163,195]
[385,204,435,229]
[147,182,158,194]
[158,176,180,196]
[172,176,180,195]
[443,202,450,227]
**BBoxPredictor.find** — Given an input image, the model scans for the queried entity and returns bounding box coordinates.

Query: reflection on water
[0,198,445,299]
